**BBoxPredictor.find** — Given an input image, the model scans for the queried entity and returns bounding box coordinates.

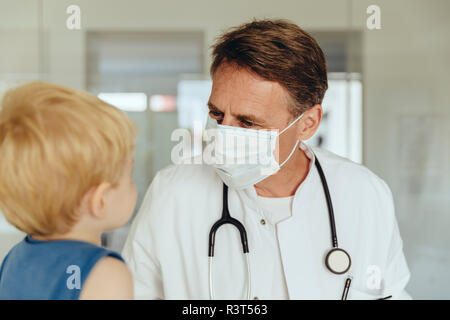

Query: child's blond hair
[0,81,136,236]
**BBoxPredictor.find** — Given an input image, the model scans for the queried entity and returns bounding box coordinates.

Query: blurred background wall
[0,0,449,299]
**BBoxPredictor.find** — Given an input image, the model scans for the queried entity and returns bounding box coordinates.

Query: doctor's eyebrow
[207,102,223,115]
[207,102,267,127]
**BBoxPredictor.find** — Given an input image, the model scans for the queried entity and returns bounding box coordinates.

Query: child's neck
[32,229,103,246]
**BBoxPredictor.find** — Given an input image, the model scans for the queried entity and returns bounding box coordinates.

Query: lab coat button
[260,219,266,225]
[253,296,259,300]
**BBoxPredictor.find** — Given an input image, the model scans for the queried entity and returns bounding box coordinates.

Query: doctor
[122,19,411,300]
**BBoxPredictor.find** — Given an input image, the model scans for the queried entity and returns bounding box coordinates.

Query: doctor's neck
[254,146,310,198]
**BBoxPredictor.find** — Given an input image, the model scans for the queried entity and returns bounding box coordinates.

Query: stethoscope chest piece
[325,248,351,275]
[209,155,353,299]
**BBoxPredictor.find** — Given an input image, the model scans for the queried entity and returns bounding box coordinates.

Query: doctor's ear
[297,104,322,140]
[87,182,112,219]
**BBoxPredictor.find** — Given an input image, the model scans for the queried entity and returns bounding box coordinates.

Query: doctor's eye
[240,119,254,128]
[209,110,223,119]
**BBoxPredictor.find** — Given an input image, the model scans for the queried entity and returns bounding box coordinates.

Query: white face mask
[204,113,304,189]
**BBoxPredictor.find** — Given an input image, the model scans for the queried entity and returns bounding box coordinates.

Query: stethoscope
[208,155,352,300]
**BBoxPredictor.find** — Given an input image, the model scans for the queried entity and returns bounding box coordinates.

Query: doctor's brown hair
[210,19,328,116]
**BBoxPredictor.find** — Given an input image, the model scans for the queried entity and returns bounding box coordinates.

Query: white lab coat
[122,143,411,300]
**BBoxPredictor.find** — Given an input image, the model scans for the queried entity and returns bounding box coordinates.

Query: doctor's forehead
[209,63,290,118]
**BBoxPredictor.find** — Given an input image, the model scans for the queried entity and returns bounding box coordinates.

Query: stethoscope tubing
[208,183,251,299]
[314,157,339,248]
[208,154,348,299]
[208,184,249,257]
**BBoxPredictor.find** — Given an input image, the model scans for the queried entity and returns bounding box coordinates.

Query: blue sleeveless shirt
[0,235,125,300]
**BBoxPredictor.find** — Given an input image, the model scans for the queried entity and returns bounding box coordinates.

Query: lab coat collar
[239,141,316,213]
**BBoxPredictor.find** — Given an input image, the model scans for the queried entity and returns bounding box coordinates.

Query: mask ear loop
[278,112,305,136]
[277,113,304,167]
[279,140,300,167]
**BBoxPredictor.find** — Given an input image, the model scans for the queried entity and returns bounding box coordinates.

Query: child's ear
[89,182,111,219]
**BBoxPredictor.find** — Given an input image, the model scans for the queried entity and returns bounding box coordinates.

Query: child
[0,81,137,299]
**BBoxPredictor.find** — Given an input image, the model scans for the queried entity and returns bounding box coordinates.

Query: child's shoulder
[0,236,130,299]
[79,256,133,300]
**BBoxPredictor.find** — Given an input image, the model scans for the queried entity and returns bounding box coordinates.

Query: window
[98,92,147,112]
